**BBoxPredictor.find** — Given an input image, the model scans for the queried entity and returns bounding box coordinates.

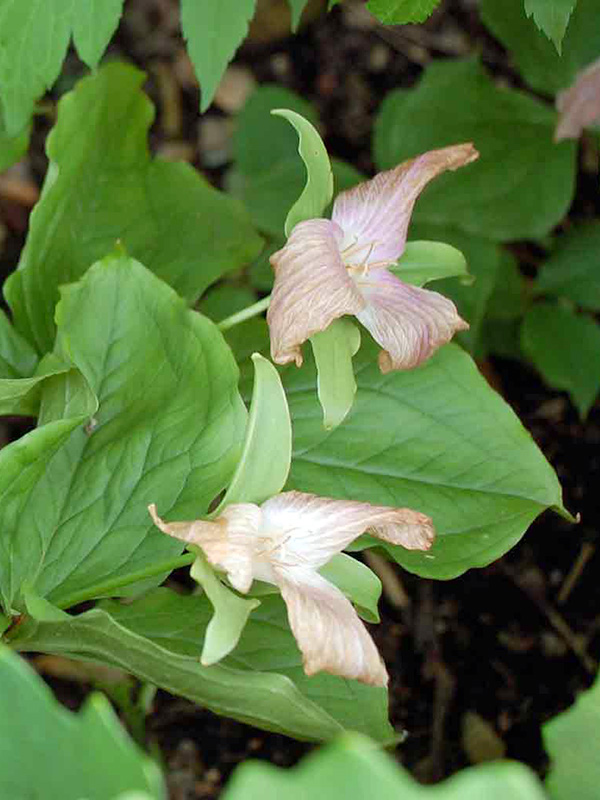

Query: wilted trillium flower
[555,56,600,141]
[149,491,434,686]
[267,144,478,373]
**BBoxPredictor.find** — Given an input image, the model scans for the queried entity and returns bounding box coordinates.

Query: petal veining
[274,564,388,686]
[267,219,365,366]
[332,144,479,268]
[355,268,468,372]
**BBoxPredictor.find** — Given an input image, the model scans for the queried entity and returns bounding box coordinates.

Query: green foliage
[288,0,311,30]
[13,589,395,743]
[521,303,600,418]
[181,0,256,112]
[544,674,600,799]
[534,223,600,310]
[366,0,442,24]
[285,339,566,580]
[481,0,600,95]
[0,0,125,134]
[0,119,30,173]
[0,645,165,799]
[523,0,577,53]
[0,251,246,613]
[374,59,576,241]
[4,63,262,354]
[0,309,38,379]
[222,732,546,799]
[393,241,471,288]
[310,320,361,430]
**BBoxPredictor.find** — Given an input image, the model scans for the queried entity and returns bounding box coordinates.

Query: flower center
[340,235,394,279]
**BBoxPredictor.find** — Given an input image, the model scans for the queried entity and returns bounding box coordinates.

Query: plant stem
[217,295,271,332]
[54,552,196,610]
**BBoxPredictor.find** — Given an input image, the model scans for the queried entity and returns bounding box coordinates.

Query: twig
[364,550,410,609]
[557,541,595,605]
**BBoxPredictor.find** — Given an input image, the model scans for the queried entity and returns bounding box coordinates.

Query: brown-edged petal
[331,144,479,268]
[354,267,468,372]
[556,57,600,141]
[267,219,365,366]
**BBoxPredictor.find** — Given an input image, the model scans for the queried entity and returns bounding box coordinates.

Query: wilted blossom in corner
[555,57,600,141]
[149,491,435,686]
[267,144,478,373]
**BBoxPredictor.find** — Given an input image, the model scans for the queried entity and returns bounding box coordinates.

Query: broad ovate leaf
[284,339,567,579]
[534,223,600,309]
[271,109,334,236]
[0,251,246,613]
[4,62,262,354]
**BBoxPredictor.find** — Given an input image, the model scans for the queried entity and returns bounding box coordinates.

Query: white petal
[556,57,600,141]
[267,219,365,366]
[148,503,261,593]
[274,565,388,686]
[332,144,479,267]
[260,491,434,571]
[355,267,468,372]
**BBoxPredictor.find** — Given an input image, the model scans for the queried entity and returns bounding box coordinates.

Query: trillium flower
[149,491,434,686]
[267,144,478,372]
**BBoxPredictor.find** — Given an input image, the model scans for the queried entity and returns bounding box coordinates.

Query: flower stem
[217,295,271,332]
[54,552,196,610]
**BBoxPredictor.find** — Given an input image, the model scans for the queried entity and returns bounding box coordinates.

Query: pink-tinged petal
[355,268,468,372]
[261,490,434,571]
[555,57,600,141]
[148,503,261,593]
[267,219,365,366]
[332,144,479,267]
[274,565,388,686]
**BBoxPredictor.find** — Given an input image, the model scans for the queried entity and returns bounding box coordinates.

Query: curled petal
[274,565,388,686]
[267,219,365,366]
[261,490,434,571]
[555,57,600,141]
[148,503,261,593]
[332,144,479,268]
[355,268,468,372]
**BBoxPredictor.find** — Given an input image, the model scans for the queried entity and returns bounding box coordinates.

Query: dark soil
[2,1,598,798]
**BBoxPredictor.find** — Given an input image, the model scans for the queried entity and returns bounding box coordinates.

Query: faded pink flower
[267,144,478,373]
[149,491,435,686]
[556,57,600,141]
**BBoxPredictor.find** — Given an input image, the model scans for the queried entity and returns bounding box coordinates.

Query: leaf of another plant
[521,302,600,418]
[310,319,361,430]
[4,63,262,354]
[222,732,546,799]
[374,59,576,242]
[0,646,165,799]
[534,223,600,310]
[0,251,246,613]
[524,0,577,53]
[284,339,567,580]
[544,674,600,800]
[271,109,334,236]
[181,0,257,113]
[481,0,600,95]
[366,0,442,24]
[288,0,310,30]
[0,0,125,135]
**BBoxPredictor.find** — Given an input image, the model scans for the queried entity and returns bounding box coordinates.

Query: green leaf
[0,353,80,417]
[374,59,576,242]
[0,119,30,173]
[544,674,600,800]
[271,109,334,236]
[288,0,310,30]
[0,251,246,612]
[222,732,546,799]
[14,590,394,743]
[0,0,125,134]
[190,548,260,666]
[4,63,263,354]
[393,240,471,288]
[217,353,292,509]
[0,646,165,799]
[310,319,361,430]
[319,553,381,623]
[534,223,600,310]
[366,0,442,24]
[521,302,600,418]
[0,309,38,379]
[284,339,567,580]
[200,285,258,323]
[181,0,257,113]
[524,0,577,53]
[481,0,600,95]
